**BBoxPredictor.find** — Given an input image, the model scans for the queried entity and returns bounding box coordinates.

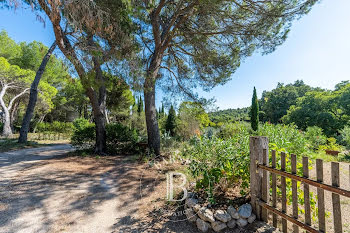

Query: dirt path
[0,145,198,233]
[0,145,135,233]
[0,146,279,233]
[309,161,350,232]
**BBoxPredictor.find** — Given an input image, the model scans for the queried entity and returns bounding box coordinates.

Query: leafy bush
[71,124,95,149]
[340,125,350,149]
[183,128,250,202]
[71,122,139,153]
[106,123,138,153]
[258,123,310,156]
[305,126,327,150]
[73,118,92,131]
[318,137,343,152]
[184,122,311,203]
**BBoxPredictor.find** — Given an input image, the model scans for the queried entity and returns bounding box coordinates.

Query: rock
[248,213,256,223]
[227,219,236,229]
[185,208,198,223]
[187,192,195,198]
[185,198,198,208]
[197,207,215,223]
[211,221,227,232]
[196,218,210,232]
[193,204,201,213]
[238,203,252,219]
[236,218,248,227]
[214,210,231,223]
[227,206,240,219]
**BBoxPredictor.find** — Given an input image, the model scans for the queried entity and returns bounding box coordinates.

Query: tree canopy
[259,80,313,123]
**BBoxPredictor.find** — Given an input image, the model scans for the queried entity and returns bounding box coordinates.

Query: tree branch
[8,88,29,111]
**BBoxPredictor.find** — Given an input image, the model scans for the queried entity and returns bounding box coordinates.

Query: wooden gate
[250,136,350,233]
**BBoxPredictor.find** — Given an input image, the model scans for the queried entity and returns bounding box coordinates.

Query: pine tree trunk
[2,109,12,137]
[18,41,56,143]
[86,86,107,155]
[84,58,107,155]
[10,101,19,132]
[94,110,107,154]
[144,57,161,155]
[0,85,12,137]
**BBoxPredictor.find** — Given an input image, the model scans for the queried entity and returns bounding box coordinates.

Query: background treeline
[209,107,250,125]
[209,80,350,139]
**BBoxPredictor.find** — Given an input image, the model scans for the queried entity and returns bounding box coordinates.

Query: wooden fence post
[331,162,342,233]
[271,150,278,228]
[316,159,326,232]
[250,136,269,220]
[281,152,288,233]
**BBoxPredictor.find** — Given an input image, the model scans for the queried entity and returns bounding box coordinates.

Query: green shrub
[318,137,343,152]
[106,123,138,153]
[305,126,327,150]
[258,123,309,156]
[183,133,250,203]
[340,125,350,149]
[73,118,92,131]
[183,122,310,203]
[183,122,318,217]
[71,122,139,153]
[71,124,95,149]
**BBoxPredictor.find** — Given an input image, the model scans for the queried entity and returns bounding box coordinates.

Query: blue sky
[1,0,350,110]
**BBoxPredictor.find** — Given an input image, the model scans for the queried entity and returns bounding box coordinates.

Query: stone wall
[185,195,256,232]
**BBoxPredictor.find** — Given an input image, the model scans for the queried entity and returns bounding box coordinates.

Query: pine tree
[251,87,259,131]
[165,105,177,136]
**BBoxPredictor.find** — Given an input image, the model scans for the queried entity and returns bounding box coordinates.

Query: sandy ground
[267,160,350,233]
[0,145,278,233]
[309,161,350,232]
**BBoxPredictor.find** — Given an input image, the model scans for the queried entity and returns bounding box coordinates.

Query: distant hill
[209,107,250,124]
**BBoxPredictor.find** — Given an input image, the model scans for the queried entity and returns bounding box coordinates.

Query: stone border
[185,195,256,232]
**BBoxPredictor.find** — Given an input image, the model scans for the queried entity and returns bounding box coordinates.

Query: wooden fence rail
[250,136,350,233]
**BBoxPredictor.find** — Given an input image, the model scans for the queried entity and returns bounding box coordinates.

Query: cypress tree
[165,105,177,136]
[137,96,143,115]
[161,104,165,118]
[251,87,259,131]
